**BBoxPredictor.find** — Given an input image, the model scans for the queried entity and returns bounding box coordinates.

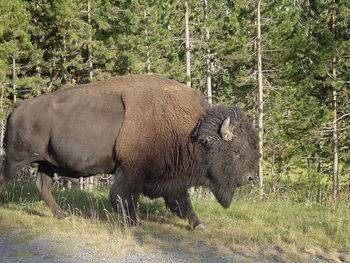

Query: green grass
[1,178,350,262]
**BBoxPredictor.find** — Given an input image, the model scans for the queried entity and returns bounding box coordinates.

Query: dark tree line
[0,0,349,202]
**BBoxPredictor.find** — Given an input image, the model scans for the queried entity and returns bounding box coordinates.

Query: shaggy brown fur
[112,75,207,179]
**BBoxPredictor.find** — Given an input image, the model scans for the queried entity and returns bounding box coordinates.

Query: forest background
[0,0,349,203]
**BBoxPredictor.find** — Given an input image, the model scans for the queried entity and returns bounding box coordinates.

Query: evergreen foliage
[0,0,349,201]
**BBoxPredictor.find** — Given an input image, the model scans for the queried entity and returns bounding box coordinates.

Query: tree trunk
[144,9,151,74]
[271,148,276,194]
[257,0,264,200]
[88,0,93,81]
[12,56,16,103]
[0,84,3,156]
[203,0,212,104]
[185,0,191,88]
[185,1,195,194]
[332,0,338,202]
[80,177,84,190]
[88,176,94,191]
[318,132,324,204]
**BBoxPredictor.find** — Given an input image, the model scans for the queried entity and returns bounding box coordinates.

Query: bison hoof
[131,222,142,228]
[194,223,207,231]
[54,210,69,220]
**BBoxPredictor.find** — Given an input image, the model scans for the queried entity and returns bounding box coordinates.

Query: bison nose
[247,173,256,182]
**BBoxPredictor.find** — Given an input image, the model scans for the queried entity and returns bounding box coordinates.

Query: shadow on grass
[0,177,200,258]
[0,177,177,226]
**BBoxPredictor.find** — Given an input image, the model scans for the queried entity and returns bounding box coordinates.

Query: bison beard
[0,75,259,229]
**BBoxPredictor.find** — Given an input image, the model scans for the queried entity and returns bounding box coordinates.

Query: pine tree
[259,1,333,199]
[30,0,93,90]
[203,0,212,104]
[255,0,350,200]
[0,0,46,102]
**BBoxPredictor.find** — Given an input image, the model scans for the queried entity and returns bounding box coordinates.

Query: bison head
[194,106,259,208]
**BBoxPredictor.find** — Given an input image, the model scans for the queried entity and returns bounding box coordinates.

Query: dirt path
[0,230,334,263]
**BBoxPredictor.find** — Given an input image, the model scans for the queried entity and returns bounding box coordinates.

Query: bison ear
[220,116,233,141]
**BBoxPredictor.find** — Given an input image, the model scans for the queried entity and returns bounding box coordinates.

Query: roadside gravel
[0,230,334,263]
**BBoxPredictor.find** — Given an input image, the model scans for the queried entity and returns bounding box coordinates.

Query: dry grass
[1,179,350,262]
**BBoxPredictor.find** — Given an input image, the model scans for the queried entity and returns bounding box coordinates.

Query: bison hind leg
[0,165,10,192]
[0,174,10,192]
[0,159,28,192]
[35,163,68,219]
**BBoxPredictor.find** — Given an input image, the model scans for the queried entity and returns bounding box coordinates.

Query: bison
[0,74,259,229]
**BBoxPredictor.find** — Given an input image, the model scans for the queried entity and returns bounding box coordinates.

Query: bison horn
[220,116,233,141]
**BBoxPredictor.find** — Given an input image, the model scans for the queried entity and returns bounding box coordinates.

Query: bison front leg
[109,170,140,227]
[35,164,68,219]
[164,191,207,230]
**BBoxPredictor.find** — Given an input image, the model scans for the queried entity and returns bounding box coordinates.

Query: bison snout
[248,175,255,182]
[237,173,256,187]
[249,173,259,184]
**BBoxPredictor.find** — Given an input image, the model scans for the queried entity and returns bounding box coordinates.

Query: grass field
[0,178,349,262]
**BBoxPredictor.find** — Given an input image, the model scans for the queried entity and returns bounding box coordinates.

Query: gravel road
[0,230,336,263]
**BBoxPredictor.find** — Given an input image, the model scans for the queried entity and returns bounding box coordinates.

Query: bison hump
[113,75,207,173]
